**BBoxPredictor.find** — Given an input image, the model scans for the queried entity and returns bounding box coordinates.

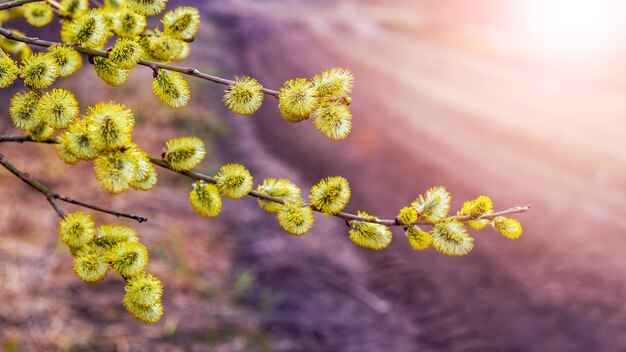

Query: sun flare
[514,0,623,60]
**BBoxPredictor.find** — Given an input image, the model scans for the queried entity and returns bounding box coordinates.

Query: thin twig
[0,27,282,98]
[0,135,529,227]
[0,0,42,11]
[54,194,147,222]
[0,151,148,222]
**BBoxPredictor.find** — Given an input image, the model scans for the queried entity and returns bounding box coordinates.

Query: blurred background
[1,0,625,350]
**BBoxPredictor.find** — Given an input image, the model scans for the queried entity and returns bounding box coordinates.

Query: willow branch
[0,152,147,222]
[0,0,42,11]
[149,158,530,227]
[0,135,529,227]
[0,27,281,98]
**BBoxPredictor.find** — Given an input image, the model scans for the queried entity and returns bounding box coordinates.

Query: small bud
[397,206,418,226]
[459,196,493,230]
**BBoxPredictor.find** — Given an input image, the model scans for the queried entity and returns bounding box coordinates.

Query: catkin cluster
[59,211,163,323]
[171,144,522,255]
[224,68,355,140]
[0,0,527,325]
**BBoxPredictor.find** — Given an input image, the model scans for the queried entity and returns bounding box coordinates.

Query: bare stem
[0,0,42,11]
[0,135,529,227]
[0,27,281,98]
[0,151,147,222]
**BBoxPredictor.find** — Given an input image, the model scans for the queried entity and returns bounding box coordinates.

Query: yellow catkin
[493,217,523,239]
[223,76,264,115]
[309,176,351,215]
[59,211,95,249]
[256,178,301,213]
[107,241,149,277]
[411,186,451,222]
[311,101,352,140]
[162,6,200,41]
[431,218,474,256]
[278,78,317,123]
[406,226,432,251]
[163,136,206,171]
[397,206,418,226]
[214,163,253,199]
[73,245,109,282]
[189,181,222,217]
[277,200,315,236]
[348,211,392,250]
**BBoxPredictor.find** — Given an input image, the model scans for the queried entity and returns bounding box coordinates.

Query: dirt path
[204,2,626,351]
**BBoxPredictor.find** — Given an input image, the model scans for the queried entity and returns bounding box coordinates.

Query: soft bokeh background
[1,0,625,351]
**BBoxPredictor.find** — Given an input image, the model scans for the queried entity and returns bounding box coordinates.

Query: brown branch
[149,158,530,227]
[54,194,147,223]
[0,152,147,222]
[0,135,529,228]
[0,27,281,98]
[0,0,42,11]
